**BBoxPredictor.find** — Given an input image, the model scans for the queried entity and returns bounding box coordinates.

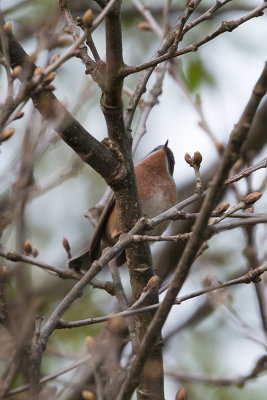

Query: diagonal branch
[122,2,267,76]
[116,61,267,400]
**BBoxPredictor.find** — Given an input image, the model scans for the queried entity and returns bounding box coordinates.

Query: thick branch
[2,31,121,187]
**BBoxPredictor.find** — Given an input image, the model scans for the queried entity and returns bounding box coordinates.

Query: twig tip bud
[214,203,230,215]
[244,192,262,206]
[176,387,186,400]
[24,239,32,255]
[184,152,193,166]
[12,66,22,79]
[81,390,96,400]
[192,151,202,166]
[83,9,94,28]
[136,21,152,31]
[0,127,15,142]
[4,21,13,35]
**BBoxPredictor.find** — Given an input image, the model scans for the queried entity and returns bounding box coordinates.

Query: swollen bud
[12,66,22,79]
[136,21,152,31]
[81,391,95,400]
[214,203,230,215]
[34,66,44,77]
[176,387,186,400]
[83,9,94,28]
[184,152,193,166]
[63,26,72,35]
[14,111,24,120]
[192,151,202,166]
[50,54,60,64]
[145,275,159,291]
[24,239,32,254]
[44,72,56,84]
[4,21,13,35]
[62,237,70,252]
[0,127,15,142]
[244,192,262,206]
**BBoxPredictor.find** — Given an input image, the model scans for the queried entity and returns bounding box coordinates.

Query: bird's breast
[138,176,177,236]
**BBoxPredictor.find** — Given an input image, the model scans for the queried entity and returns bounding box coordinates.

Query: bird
[68,141,177,270]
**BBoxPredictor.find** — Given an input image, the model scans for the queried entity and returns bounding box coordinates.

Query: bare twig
[166,354,267,386]
[131,0,163,38]
[168,61,224,155]
[6,354,93,398]
[132,62,168,154]
[226,157,267,184]
[116,61,267,400]
[122,3,267,76]
[0,243,115,294]
[56,262,267,330]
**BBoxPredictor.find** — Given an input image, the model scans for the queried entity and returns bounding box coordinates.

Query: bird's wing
[68,192,115,270]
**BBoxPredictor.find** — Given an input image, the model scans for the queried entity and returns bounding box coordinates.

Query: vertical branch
[245,226,267,335]
[101,2,165,399]
[29,317,43,399]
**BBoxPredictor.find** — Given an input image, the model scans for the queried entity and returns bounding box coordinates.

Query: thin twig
[5,354,93,398]
[122,3,267,76]
[131,0,163,38]
[166,354,267,386]
[0,243,115,294]
[56,262,267,329]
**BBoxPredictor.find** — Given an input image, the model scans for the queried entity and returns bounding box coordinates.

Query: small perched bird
[69,141,177,270]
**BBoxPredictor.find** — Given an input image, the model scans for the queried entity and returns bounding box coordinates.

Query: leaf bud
[4,21,13,35]
[184,152,193,166]
[50,54,60,64]
[192,151,202,166]
[44,72,56,84]
[81,391,95,400]
[14,111,24,120]
[244,192,262,206]
[145,275,159,291]
[0,127,15,142]
[214,203,230,215]
[63,26,72,35]
[12,66,22,79]
[62,237,70,251]
[83,9,94,28]
[176,387,186,400]
[23,239,32,254]
[34,66,44,77]
[136,21,152,31]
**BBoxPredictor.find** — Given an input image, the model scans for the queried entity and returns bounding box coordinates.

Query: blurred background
[0,0,267,399]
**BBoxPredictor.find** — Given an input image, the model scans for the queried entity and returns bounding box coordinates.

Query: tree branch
[122,3,267,76]
[116,61,267,400]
